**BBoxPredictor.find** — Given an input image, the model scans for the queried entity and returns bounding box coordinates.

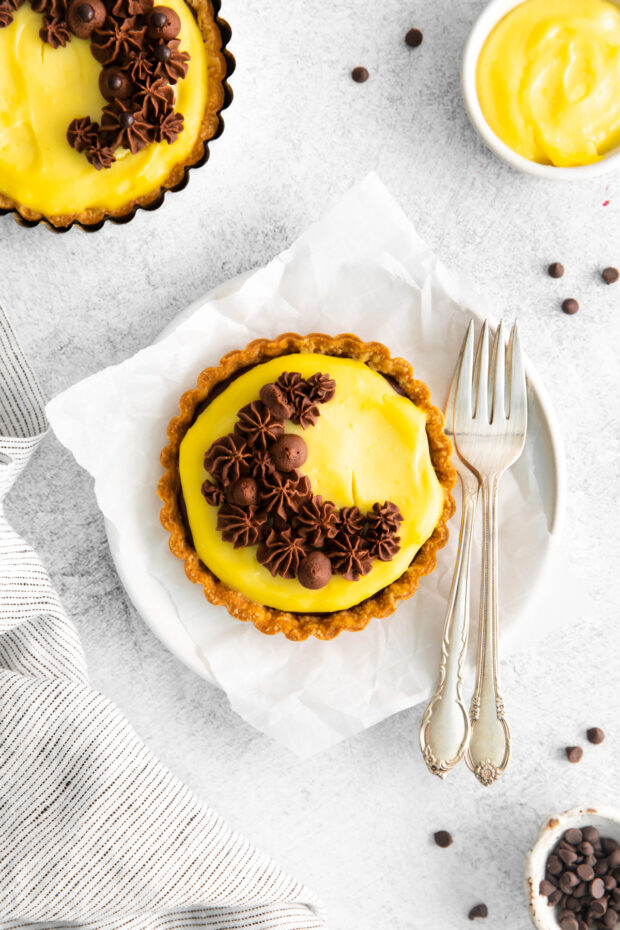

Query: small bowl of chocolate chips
[526,807,620,930]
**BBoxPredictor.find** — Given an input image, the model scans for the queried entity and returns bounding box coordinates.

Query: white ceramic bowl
[461,0,620,180]
[525,806,620,929]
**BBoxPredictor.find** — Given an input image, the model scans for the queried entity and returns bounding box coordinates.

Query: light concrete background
[1,0,620,927]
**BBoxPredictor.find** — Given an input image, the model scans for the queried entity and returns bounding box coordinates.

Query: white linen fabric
[0,307,325,930]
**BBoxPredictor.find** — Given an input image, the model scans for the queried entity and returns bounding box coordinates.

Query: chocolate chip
[591,878,606,899]
[566,830,584,846]
[298,551,332,590]
[602,908,618,928]
[587,727,606,744]
[549,262,565,278]
[405,27,423,47]
[154,43,172,62]
[566,745,583,762]
[609,851,620,869]
[541,879,557,896]
[548,856,564,875]
[562,298,580,315]
[584,827,600,844]
[468,904,488,920]
[577,864,594,882]
[602,267,619,285]
[606,875,618,891]
[560,872,579,893]
[591,898,608,916]
[579,842,594,857]
[603,840,620,854]
[559,918,579,930]
[560,848,579,866]
[351,66,369,83]
[549,889,562,906]
[270,434,308,472]
[597,860,611,876]
[433,830,453,848]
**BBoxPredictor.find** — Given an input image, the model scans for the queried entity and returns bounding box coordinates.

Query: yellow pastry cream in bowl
[0,0,229,227]
[476,0,620,167]
[159,334,457,641]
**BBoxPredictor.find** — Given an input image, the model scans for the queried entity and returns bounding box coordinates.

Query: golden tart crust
[158,332,457,641]
[0,0,230,230]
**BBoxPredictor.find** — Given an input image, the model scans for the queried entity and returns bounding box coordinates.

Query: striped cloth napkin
[0,307,325,930]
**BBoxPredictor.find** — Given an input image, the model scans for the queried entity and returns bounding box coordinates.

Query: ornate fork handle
[466,473,511,786]
[420,474,479,778]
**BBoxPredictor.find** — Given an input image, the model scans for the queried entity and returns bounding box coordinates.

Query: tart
[158,333,457,641]
[0,0,231,229]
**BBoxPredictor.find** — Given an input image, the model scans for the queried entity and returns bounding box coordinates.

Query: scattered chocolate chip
[433,830,453,848]
[566,746,583,763]
[298,551,332,590]
[351,66,369,83]
[468,904,488,920]
[562,298,580,315]
[587,727,605,745]
[405,27,423,47]
[270,434,308,472]
[602,267,619,285]
[548,262,565,278]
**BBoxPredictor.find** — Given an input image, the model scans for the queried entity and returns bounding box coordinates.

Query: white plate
[105,271,566,689]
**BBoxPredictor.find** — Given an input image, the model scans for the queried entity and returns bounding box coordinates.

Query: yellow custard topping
[0,0,207,217]
[477,0,620,167]
[179,354,445,614]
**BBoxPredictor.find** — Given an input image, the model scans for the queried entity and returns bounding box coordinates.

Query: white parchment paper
[47,175,566,757]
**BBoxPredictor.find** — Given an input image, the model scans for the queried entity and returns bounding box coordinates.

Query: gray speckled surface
[2,0,620,927]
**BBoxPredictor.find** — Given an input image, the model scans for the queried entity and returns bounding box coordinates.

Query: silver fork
[454,320,527,786]
[419,329,480,778]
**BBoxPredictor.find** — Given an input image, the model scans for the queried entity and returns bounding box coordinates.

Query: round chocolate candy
[147,5,180,40]
[99,68,133,102]
[120,111,135,129]
[351,66,369,83]
[298,551,332,589]
[562,298,580,315]
[602,267,619,285]
[226,477,258,507]
[154,42,172,62]
[260,382,293,420]
[548,261,565,278]
[67,0,105,37]
[405,28,423,48]
[270,434,308,472]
